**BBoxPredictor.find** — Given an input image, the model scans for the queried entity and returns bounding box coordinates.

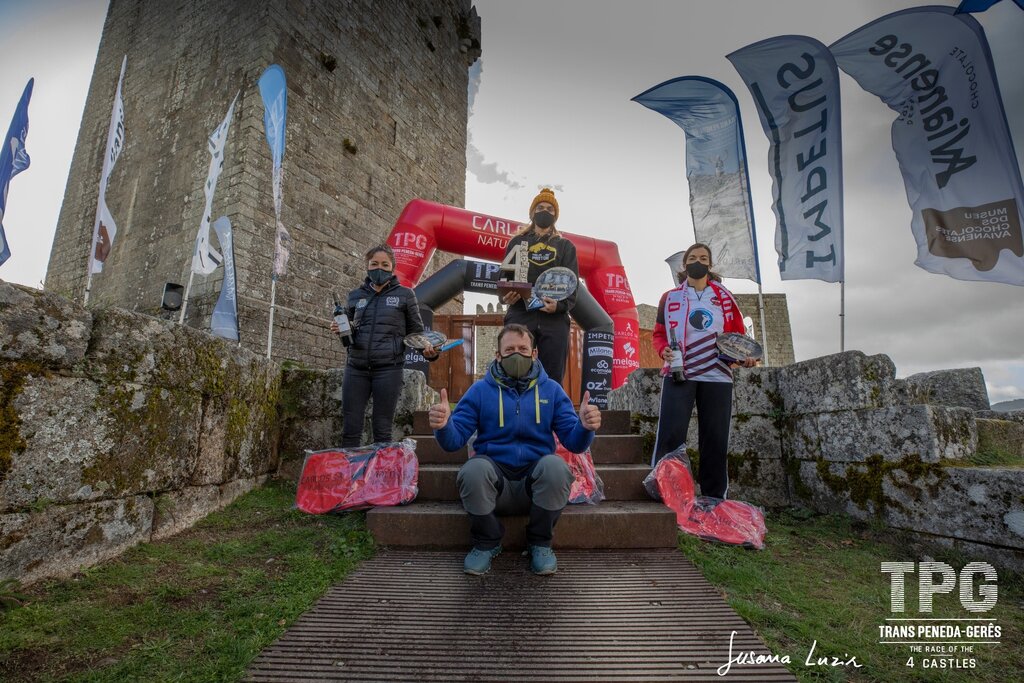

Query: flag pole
[266,277,277,359]
[840,280,846,352]
[178,270,195,324]
[756,283,769,366]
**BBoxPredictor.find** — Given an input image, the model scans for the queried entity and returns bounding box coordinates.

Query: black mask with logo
[533,210,556,229]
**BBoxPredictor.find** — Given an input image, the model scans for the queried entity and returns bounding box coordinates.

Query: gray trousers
[457,455,573,550]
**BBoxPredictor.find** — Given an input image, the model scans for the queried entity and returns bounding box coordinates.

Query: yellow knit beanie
[529,187,559,220]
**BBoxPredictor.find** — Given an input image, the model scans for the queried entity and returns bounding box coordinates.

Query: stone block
[607,368,662,417]
[914,533,1024,574]
[729,414,781,461]
[789,459,879,521]
[727,456,790,508]
[0,495,154,584]
[390,369,439,439]
[776,351,897,415]
[151,485,221,540]
[278,416,339,465]
[976,418,1024,458]
[884,466,1024,549]
[1,376,201,511]
[86,307,280,403]
[279,365,335,419]
[0,281,92,370]
[816,405,976,464]
[730,366,781,416]
[975,409,1024,425]
[901,367,990,411]
[780,414,821,461]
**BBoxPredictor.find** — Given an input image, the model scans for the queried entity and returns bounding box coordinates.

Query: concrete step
[412,434,648,465]
[366,501,678,550]
[412,409,633,436]
[416,463,651,502]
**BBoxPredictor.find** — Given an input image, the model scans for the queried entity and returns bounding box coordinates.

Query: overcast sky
[1,0,1022,402]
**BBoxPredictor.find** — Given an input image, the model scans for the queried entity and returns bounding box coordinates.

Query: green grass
[679,508,1024,682]
[954,448,1024,469]
[7,481,1023,682]
[0,479,375,682]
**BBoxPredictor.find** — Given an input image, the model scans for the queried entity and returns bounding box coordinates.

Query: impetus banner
[831,6,1024,285]
[191,92,238,276]
[728,36,844,283]
[0,78,33,267]
[258,64,291,279]
[633,76,761,283]
[88,56,127,274]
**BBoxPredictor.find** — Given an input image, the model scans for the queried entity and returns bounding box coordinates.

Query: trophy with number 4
[497,241,534,300]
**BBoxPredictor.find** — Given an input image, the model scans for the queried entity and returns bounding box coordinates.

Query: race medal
[532,266,578,302]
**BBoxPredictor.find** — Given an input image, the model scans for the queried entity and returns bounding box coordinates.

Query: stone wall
[45,0,480,370]
[1,281,279,583]
[734,293,795,367]
[275,366,438,480]
[609,352,1024,571]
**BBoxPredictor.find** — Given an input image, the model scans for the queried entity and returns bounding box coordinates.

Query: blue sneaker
[528,545,557,575]
[464,546,502,575]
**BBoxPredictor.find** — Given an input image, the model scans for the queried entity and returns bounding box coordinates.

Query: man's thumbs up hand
[578,390,601,432]
[429,388,451,430]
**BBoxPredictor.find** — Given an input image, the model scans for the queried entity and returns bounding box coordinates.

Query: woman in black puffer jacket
[331,244,437,446]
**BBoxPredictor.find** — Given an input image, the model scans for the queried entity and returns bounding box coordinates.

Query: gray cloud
[466,133,525,190]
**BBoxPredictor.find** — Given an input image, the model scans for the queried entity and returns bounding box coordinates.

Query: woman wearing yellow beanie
[500,188,578,384]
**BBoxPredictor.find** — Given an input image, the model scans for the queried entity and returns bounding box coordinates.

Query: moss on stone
[726,449,761,487]
[82,382,200,494]
[814,453,949,516]
[0,361,49,486]
[785,456,813,500]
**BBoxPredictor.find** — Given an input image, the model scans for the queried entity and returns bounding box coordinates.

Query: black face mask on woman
[685,262,709,280]
[367,268,392,286]
[533,210,556,229]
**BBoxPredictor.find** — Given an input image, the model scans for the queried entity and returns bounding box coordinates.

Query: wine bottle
[332,293,353,347]
[668,325,685,383]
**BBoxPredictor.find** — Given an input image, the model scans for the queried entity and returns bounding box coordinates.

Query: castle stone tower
[45,0,480,367]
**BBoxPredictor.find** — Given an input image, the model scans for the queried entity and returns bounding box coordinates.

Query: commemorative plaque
[716,332,763,364]
[403,329,448,350]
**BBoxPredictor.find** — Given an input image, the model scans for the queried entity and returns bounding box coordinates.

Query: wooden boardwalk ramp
[246,549,795,682]
[248,411,794,681]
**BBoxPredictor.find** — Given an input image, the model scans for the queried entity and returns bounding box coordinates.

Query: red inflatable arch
[385,199,641,388]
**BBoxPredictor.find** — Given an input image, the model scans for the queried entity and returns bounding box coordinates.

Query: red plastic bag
[295,439,418,514]
[555,436,605,505]
[644,446,766,549]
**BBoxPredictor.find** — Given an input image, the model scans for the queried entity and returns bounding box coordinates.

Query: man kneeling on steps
[428,323,602,576]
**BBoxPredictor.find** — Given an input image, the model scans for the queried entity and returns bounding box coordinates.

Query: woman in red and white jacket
[650,242,756,499]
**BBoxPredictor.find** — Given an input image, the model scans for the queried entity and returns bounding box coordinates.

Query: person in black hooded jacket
[501,188,578,384]
[331,244,437,446]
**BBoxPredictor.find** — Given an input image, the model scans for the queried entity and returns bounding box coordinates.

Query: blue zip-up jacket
[434,362,594,470]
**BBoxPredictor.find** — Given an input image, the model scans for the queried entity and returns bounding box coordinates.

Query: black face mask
[533,210,556,229]
[685,262,710,280]
[367,268,392,286]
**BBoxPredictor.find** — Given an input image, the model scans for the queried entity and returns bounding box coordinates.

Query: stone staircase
[366,410,680,549]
